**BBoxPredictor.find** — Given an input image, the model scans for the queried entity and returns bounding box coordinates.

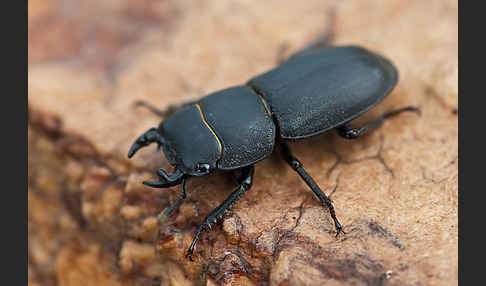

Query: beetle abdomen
[247,46,398,139]
[199,86,276,170]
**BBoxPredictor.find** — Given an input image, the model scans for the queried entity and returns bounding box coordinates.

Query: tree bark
[29,1,458,285]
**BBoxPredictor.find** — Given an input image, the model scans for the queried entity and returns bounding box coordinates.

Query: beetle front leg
[337,106,420,139]
[158,177,187,220]
[280,143,344,237]
[186,165,254,261]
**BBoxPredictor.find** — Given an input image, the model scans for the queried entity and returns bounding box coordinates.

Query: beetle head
[141,144,214,189]
[159,135,217,177]
[157,104,221,177]
[128,104,220,186]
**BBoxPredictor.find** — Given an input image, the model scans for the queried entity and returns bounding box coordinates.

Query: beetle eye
[196,163,210,174]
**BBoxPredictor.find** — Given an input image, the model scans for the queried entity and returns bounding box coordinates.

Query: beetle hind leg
[337,106,420,139]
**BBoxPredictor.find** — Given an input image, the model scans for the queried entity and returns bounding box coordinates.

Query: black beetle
[128,45,418,260]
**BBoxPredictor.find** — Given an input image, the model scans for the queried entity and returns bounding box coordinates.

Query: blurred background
[29,1,457,285]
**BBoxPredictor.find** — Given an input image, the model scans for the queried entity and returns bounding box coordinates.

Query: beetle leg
[134,100,197,117]
[337,106,420,139]
[280,143,345,237]
[186,165,254,261]
[128,128,165,158]
[159,177,187,220]
[278,13,335,64]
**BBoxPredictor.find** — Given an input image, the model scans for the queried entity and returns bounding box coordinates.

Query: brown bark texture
[28,1,458,285]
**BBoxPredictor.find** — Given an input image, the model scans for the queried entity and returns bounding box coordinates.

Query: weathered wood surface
[28,1,458,285]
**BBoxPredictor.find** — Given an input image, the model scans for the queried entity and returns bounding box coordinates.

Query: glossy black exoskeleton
[128,44,419,260]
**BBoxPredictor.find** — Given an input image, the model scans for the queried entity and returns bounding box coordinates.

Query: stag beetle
[128,45,419,260]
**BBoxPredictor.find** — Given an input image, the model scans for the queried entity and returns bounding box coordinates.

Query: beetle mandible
[128,45,419,260]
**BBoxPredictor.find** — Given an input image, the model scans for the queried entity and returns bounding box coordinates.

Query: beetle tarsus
[334,220,346,237]
[185,166,254,261]
[185,249,194,261]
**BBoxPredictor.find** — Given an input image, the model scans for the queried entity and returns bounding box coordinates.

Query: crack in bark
[327,135,394,178]
[271,232,393,286]
[420,156,457,185]
[328,174,341,199]
[272,200,306,258]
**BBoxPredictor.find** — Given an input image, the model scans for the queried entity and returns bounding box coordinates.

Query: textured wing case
[247,46,398,139]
